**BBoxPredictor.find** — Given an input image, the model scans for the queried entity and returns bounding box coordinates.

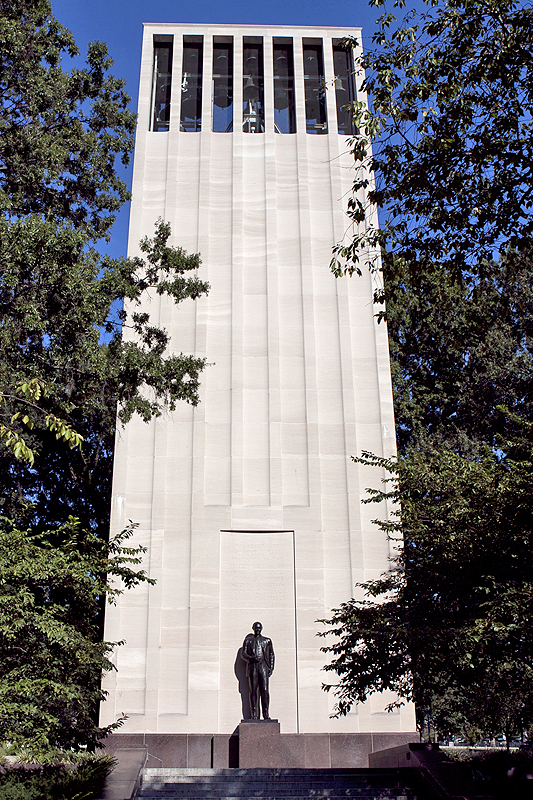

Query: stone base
[101,731,418,769]
[238,720,281,767]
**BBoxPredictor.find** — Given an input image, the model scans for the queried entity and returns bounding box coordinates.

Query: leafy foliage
[332,0,533,286]
[0,515,153,750]
[323,0,533,741]
[320,442,533,742]
[384,247,533,455]
[1,379,83,467]
[0,1,209,535]
[0,215,209,533]
[0,0,135,238]
[0,0,209,751]
[0,751,114,800]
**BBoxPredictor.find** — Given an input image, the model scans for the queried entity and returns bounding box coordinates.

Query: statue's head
[252,621,263,635]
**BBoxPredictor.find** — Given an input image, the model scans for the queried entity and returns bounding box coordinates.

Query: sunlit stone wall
[100,23,415,737]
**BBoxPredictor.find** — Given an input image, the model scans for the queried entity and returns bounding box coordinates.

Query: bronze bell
[243,77,259,102]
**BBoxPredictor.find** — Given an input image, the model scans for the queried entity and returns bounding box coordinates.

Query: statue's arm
[268,641,275,675]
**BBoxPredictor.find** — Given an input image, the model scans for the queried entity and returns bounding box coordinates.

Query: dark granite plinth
[101,730,418,769]
[102,734,200,769]
[238,720,282,767]
[212,733,235,768]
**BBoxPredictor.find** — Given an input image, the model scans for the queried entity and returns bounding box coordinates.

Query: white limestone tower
[100,23,415,739]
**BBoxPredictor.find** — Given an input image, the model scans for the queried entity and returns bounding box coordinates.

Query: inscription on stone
[220,531,295,614]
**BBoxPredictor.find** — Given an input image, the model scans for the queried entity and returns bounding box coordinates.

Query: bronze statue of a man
[241,621,275,720]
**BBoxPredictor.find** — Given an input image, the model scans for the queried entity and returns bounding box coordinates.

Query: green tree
[0,0,210,749]
[330,0,533,461]
[320,442,533,743]
[332,0,533,287]
[0,0,134,237]
[323,0,533,741]
[0,514,153,750]
[0,0,209,535]
[0,216,209,533]
[384,247,533,455]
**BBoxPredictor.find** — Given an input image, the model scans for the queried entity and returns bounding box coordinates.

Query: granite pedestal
[103,730,417,769]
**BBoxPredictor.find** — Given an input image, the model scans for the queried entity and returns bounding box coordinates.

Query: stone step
[140,791,418,800]
[140,780,418,790]
[140,785,417,792]
[139,792,419,797]
[139,794,418,800]
[142,768,417,779]
[140,771,416,787]
[138,768,427,800]
[144,775,416,786]
[138,791,422,797]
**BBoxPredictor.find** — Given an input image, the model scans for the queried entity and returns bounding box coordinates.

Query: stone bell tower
[100,22,416,761]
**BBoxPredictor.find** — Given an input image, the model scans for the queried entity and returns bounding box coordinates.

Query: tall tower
[101,23,415,742]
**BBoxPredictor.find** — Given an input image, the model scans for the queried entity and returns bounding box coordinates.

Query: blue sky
[50,0,389,258]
